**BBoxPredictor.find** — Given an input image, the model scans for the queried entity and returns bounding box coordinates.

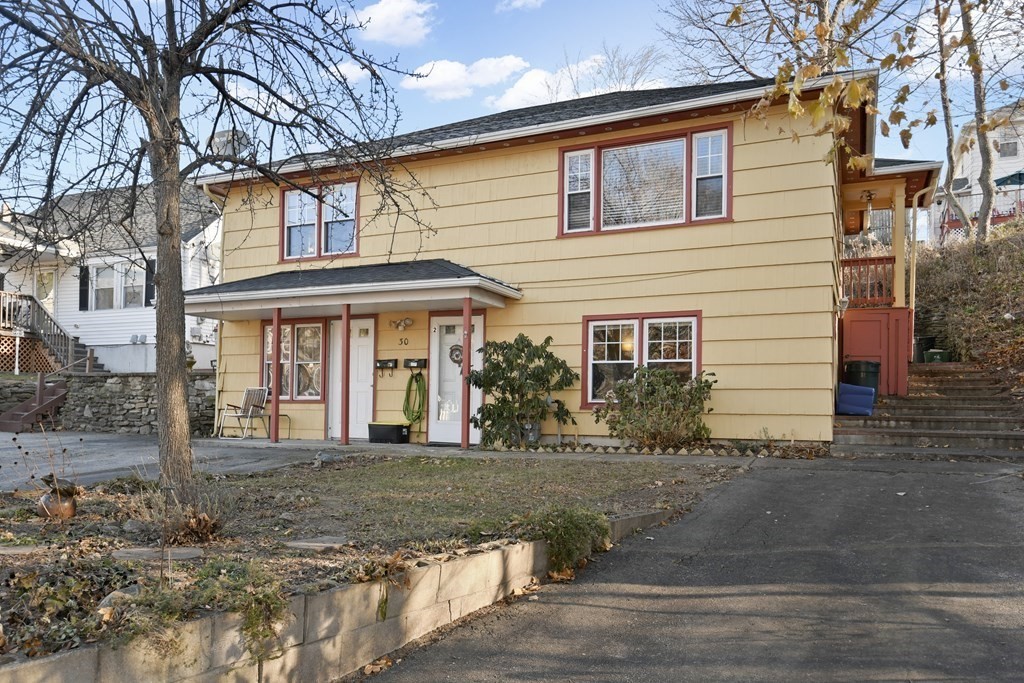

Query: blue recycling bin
[836,382,875,416]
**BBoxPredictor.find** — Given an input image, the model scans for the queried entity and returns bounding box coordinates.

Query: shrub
[524,507,611,572]
[593,367,716,450]
[468,334,579,448]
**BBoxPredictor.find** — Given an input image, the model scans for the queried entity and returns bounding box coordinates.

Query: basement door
[428,315,483,444]
[328,319,375,440]
[841,308,911,397]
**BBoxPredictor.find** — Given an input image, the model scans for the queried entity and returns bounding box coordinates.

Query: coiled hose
[403,371,426,424]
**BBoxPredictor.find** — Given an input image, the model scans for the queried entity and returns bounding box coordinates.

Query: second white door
[328,318,375,440]
[428,315,483,444]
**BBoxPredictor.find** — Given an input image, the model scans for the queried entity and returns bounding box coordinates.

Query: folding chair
[217,387,270,439]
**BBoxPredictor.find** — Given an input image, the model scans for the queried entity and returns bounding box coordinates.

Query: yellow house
[186,72,939,447]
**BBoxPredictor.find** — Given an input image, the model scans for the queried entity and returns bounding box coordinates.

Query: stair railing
[0,290,77,367]
[36,350,95,406]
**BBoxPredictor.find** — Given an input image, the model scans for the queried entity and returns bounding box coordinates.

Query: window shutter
[144,259,156,306]
[78,266,90,311]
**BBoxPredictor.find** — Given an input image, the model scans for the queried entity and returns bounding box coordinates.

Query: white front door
[328,318,375,440]
[428,315,483,444]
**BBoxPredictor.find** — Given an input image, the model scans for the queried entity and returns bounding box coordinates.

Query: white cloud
[495,0,545,11]
[485,55,667,110]
[331,61,369,84]
[355,0,435,47]
[401,55,530,101]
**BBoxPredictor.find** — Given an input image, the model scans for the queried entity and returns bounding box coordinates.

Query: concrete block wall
[0,510,673,683]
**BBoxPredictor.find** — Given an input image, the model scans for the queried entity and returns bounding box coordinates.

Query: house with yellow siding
[186,71,940,447]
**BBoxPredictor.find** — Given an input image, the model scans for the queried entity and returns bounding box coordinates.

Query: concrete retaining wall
[59,371,216,437]
[0,510,672,683]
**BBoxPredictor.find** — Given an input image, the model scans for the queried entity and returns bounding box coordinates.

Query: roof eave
[184,275,523,304]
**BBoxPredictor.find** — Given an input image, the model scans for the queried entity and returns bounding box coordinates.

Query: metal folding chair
[217,387,270,439]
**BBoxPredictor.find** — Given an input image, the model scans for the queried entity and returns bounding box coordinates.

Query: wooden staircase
[0,377,69,432]
[832,363,1024,460]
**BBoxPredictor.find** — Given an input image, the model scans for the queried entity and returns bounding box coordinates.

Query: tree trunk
[935,0,973,242]
[148,87,194,492]
[959,0,995,242]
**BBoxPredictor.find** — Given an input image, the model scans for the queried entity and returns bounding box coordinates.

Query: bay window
[584,313,699,404]
[283,182,358,259]
[560,127,729,235]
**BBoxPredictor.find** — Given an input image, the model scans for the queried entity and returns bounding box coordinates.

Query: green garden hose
[403,371,426,424]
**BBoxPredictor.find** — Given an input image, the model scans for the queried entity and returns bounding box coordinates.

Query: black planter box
[368,422,410,444]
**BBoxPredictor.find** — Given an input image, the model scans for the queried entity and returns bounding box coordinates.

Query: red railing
[842,256,895,308]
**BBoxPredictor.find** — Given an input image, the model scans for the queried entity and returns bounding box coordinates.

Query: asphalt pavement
[376,457,1024,682]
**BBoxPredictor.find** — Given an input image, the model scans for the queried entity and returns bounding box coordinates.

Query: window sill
[279,251,359,265]
[558,216,732,238]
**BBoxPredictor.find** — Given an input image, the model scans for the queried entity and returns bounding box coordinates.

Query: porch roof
[183,259,523,321]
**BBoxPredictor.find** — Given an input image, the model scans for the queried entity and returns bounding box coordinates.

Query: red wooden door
[841,308,910,396]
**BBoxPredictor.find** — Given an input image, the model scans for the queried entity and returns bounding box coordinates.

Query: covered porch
[838,159,941,396]
[184,259,522,448]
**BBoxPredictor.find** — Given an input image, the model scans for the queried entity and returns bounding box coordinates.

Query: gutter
[197,69,881,187]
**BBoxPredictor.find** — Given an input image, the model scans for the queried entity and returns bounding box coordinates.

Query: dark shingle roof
[42,183,219,251]
[389,78,779,149]
[185,259,515,297]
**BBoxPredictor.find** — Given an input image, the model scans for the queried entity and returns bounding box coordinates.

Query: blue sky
[346,0,948,163]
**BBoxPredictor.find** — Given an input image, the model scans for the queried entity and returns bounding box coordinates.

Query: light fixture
[861,190,876,236]
[389,317,414,331]
[837,297,850,317]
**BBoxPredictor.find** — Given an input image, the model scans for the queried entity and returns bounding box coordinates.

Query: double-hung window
[585,313,699,404]
[93,266,116,310]
[80,260,154,311]
[263,323,323,400]
[561,128,729,235]
[283,182,358,259]
[999,129,1019,159]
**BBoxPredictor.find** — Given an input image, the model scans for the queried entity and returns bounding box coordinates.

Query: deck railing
[842,256,896,308]
[0,290,76,367]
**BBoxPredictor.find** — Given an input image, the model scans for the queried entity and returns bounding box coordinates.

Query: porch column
[340,303,351,445]
[270,308,282,443]
[461,296,472,449]
[892,180,907,308]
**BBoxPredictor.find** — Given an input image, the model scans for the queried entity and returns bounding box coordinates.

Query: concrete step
[880,395,1021,408]
[909,376,1004,388]
[830,443,1024,461]
[833,426,1024,450]
[908,386,1011,398]
[836,415,1023,431]
[909,362,986,375]
[871,403,1020,417]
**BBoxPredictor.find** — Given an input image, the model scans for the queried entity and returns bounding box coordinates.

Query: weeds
[523,506,611,573]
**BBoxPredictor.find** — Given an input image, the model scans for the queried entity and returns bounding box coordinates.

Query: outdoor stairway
[0,378,68,432]
[832,363,1024,460]
[68,338,107,373]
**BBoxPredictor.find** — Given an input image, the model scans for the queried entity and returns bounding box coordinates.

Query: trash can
[913,335,936,364]
[844,360,881,401]
[924,349,951,363]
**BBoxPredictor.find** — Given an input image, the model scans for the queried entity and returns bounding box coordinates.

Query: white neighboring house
[931,101,1024,242]
[0,184,222,372]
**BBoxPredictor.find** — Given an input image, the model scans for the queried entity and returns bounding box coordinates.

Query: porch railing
[0,290,76,367]
[841,256,896,308]
[937,190,1024,241]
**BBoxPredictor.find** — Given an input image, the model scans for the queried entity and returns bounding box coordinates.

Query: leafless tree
[546,42,666,101]
[0,0,427,491]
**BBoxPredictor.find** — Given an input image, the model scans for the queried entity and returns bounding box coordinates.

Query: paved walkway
[376,457,1024,682]
[0,431,747,491]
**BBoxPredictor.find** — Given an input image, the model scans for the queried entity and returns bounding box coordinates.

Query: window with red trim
[585,314,698,404]
[263,322,323,400]
[561,129,728,234]
[283,183,357,259]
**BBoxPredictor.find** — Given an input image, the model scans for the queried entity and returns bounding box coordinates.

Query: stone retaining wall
[0,378,39,413]
[0,510,673,683]
[59,371,216,437]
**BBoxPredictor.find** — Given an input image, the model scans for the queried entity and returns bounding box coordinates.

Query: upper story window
[283,182,358,260]
[998,130,1019,159]
[561,127,729,236]
[79,260,154,311]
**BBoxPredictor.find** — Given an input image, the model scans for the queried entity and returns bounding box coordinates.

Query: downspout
[201,183,229,435]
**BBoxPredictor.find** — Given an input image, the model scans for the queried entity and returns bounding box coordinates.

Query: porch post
[270,308,282,443]
[340,303,351,445]
[892,180,907,308]
[461,296,472,449]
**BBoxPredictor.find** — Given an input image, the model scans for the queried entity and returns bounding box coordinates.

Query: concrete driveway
[376,458,1024,682]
